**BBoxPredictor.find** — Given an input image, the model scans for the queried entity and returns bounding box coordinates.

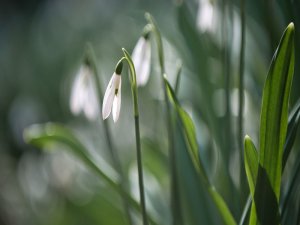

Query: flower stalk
[132,28,152,87]
[85,44,133,225]
[238,0,246,204]
[122,48,149,225]
[145,13,183,225]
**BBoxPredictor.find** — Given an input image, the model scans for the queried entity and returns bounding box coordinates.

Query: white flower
[70,64,99,121]
[102,72,122,122]
[132,35,151,86]
[196,0,215,33]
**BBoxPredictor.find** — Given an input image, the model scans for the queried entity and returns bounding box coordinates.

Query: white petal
[84,75,100,121]
[70,68,85,115]
[196,0,214,33]
[112,77,121,122]
[132,37,145,67]
[132,37,151,86]
[102,74,117,120]
[137,41,151,86]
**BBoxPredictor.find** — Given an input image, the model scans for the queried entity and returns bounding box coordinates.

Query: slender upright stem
[85,44,133,225]
[134,115,148,225]
[238,0,246,165]
[123,48,149,225]
[222,0,232,163]
[145,13,183,225]
[238,0,246,203]
[175,62,182,95]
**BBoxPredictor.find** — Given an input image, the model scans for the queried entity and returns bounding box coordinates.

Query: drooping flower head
[132,30,151,87]
[70,58,99,121]
[102,61,123,122]
[196,0,215,33]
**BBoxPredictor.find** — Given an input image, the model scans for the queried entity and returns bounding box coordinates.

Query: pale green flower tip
[83,43,94,67]
[122,48,129,57]
[115,60,123,75]
[144,12,151,20]
[83,55,92,67]
[142,24,152,39]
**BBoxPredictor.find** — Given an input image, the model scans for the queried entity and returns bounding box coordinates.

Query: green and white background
[0,0,300,224]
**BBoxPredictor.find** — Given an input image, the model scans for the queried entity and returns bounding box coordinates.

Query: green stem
[85,44,133,225]
[238,0,247,205]
[238,196,251,225]
[174,61,182,96]
[145,13,183,225]
[222,0,232,164]
[134,115,148,225]
[221,0,240,217]
[123,48,149,225]
[238,0,245,155]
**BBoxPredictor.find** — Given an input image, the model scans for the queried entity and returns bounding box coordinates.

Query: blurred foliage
[1,0,300,225]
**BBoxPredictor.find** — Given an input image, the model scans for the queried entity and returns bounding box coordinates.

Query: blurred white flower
[70,64,99,121]
[132,35,151,86]
[102,62,122,122]
[196,0,215,33]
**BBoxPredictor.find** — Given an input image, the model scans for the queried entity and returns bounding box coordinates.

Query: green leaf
[240,100,300,225]
[281,157,300,225]
[239,197,251,225]
[244,136,259,225]
[251,22,295,225]
[164,78,237,225]
[258,22,294,199]
[207,187,238,225]
[23,123,159,225]
[165,77,207,180]
[244,135,258,198]
[174,120,216,224]
[174,61,182,95]
[282,100,300,168]
[24,123,119,183]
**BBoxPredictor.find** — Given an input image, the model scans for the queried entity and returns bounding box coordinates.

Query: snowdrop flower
[196,0,215,33]
[102,61,123,122]
[70,61,99,121]
[132,32,151,86]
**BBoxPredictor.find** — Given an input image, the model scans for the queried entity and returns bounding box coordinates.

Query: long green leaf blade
[258,22,294,199]
[282,100,300,168]
[244,135,259,225]
[244,135,258,198]
[240,100,300,225]
[23,123,159,225]
[251,22,295,225]
[164,78,237,225]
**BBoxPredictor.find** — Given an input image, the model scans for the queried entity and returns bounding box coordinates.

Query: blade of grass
[145,13,183,225]
[85,43,133,225]
[244,136,258,197]
[238,0,247,206]
[165,78,237,225]
[23,123,159,225]
[258,22,294,200]
[244,136,259,225]
[250,22,295,225]
[174,61,182,95]
[239,101,300,225]
[282,100,300,168]
[281,158,300,224]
